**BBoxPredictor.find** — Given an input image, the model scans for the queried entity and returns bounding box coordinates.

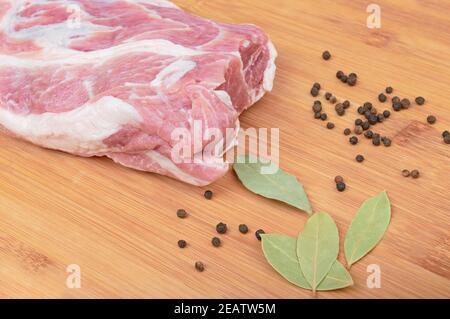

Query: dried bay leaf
[233,155,312,214]
[297,212,339,292]
[261,234,352,291]
[344,191,391,267]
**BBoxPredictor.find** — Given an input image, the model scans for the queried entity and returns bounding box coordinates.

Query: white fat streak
[150,60,196,88]
[0,96,142,154]
[146,150,215,186]
[213,90,233,107]
[263,40,278,92]
[0,39,202,67]
[134,0,179,8]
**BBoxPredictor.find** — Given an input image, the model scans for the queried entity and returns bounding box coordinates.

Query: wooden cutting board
[0,0,449,298]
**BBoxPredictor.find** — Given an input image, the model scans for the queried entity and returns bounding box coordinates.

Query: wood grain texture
[0,0,449,298]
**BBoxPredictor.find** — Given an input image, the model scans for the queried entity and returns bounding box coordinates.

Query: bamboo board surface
[0,0,449,298]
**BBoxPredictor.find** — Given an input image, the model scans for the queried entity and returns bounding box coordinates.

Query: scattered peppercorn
[383,137,392,147]
[327,122,335,129]
[322,51,331,60]
[216,222,227,234]
[372,136,381,146]
[178,240,187,248]
[415,96,425,105]
[320,113,328,121]
[411,170,420,179]
[334,176,344,183]
[378,93,387,102]
[401,98,411,109]
[444,135,450,144]
[177,209,188,218]
[349,136,359,145]
[364,130,374,139]
[255,229,265,241]
[347,75,357,86]
[336,182,346,192]
[402,169,410,177]
[356,154,365,163]
[204,190,213,200]
[239,224,249,234]
[195,261,205,272]
[336,71,344,79]
[386,87,393,94]
[344,128,352,135]
[392,96,400,104]
[368,114,378,125]
[337,108,345,116]
[370,107,378,115]
[393,102,402,112]
[330,96,337,104]
[377,114,385,123]
[383,110,391,118]
[442,131,449,138]
[340,75,348,83]
[211,237,221,247]
[343,100,350,109]
[314,112,322,119]
[355,119,363,126]
[313,82,321,89]
[312,102,322,113]
[325,92,332,100]
[354,125,363,135]
[364,111,371,119]
[362,121,370,130]
[358,106,365,114]
[364,102,373,110]
[427,115,436,124]
[310,87,319,97]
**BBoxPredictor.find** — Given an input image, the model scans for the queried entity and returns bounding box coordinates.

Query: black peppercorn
[195,261,205,272]
[368,114,378,125]
[415,96,425,105]
[239,224,249,234]
[354,125,363,135]
[320,113,328,121]
[327,122,335,129]
[364,102,373,110]
[216,222,227,234]
[325,92,332,100]
[393,102,402,112]
[313,82,321,90]
[364,111,372,119]
[310,87,319,97]
[355,119,363,126]
[411,170,420,179]
[383,137,392,147]
[341,75,348,83]
[330,96,337,104]
[442,131,449,138]
[178,240,187,248]
[336,182,346,192]
[336,71,344,79]
[370,107,378,115]
[322,51,331,60]
[334,176,344,183]
[312,102,322,113]
[255,229,265,241]
[444,135,450,144]
[427,115,436,124]
[362,121,370,130]
[314,112,322,119]
[358,106,365,114]
[383,110,391,118]
[211,237,221,247]
[347,75,357,86]
[349,136,359,145]
[344,128,352,135]
[364,130,374,139]
[377,114,385,123]
[204,190,213,200]
[356,154,365,163]
[343,100,350,109]
[372,136,381,146]
[392,96,400,104]
[337,108,345,116]
[177,209,188,218]
[372,133,380,139]
[402,169,410,177]
[378,93,387,102]
[386,87,393,94]
[401,98,411,109]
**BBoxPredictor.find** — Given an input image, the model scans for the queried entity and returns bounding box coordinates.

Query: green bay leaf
[261,234,352,291]
[344,191,391,267]
[297,212,339,292]
[233,155,312,214]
